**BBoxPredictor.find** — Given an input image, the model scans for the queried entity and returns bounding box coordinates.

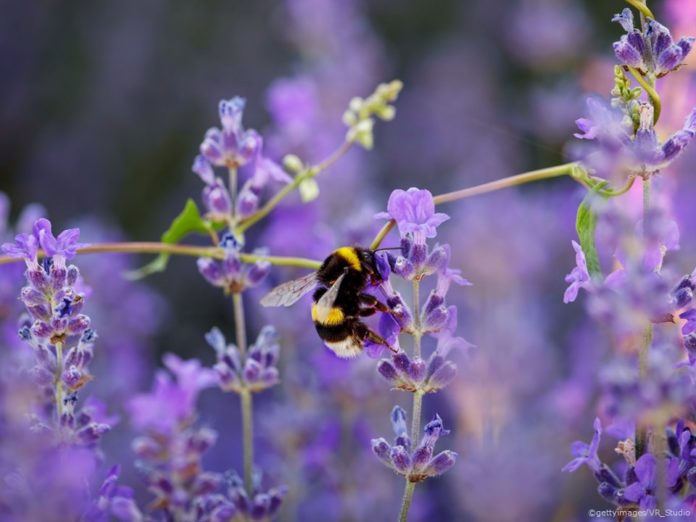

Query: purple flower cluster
[127,353,287,519]
[198,233,271,294]
[371,406,457,483]
[193,98,291,225]
[377,344,458,394]
[206,325,280,393]
[612,8,694,77]
[377,188,450,280]
[573,97,696,178]
[0,217,136,519]
[0,220,114,444]
[563,419,696,511]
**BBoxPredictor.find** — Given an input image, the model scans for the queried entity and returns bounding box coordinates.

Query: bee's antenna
[373,247,401,252]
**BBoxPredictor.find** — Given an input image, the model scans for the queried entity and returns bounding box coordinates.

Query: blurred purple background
[3,0,696,520]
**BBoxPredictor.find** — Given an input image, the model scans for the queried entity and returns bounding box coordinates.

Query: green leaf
[125,199,211,280]
[575,194,603,278]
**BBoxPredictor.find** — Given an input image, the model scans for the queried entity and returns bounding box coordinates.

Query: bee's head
[358,249,382,283]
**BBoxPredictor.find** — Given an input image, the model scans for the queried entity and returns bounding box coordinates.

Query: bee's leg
[358,307,378,317]
[358,293,391,313]
[354,321,399,353]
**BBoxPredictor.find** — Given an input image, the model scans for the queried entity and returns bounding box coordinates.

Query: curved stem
[0,243,322,270]
[625,0,654,20]
[596,175,637,197]
[232,292,254,494]
[627,67,661,124]
[432,163,579,206]
[371,163,584,250]
[237,140,353,233]
[370,220,396,250]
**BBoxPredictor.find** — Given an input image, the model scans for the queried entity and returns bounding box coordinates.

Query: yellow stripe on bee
[335,247,361,271]
[311,303,345,325]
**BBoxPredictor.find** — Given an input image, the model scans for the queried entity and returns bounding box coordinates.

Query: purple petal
[611,8,634,33]
[634,453,657,489]
[424,450,457,476]
[613,36,644,68]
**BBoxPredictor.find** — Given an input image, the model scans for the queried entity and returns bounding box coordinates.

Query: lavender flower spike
[199,97,262,169]
[372,409,457,482]
[611,8,694,77]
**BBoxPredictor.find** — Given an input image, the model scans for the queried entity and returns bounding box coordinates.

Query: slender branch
[398,482,416,522]
[627,67,661,124]
[0,243,322,270]
[370,220,396,250]
[236,140,354,233]
[233,293,248,357]
[596,175,637,197]
[432,163,579,206]
[370,163,585,250]
[625,0,655,20]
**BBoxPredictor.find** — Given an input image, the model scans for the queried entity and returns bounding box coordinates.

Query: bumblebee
[260,247,394,358]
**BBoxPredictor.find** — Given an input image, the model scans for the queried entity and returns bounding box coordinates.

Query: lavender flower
[621,454,681,509]
[612,8,694,77]
[573,98,696,177]
[86,465,144,522]
[197,233,271,293]
[562,417,603,473]
[128,353,216,434]
[371,407,457,482]
[563,241,592,303]
[199,97,262,169]
[127,354,222,519]
[194,472,287,522]
[206,325,280,393]
[377,188,449,246]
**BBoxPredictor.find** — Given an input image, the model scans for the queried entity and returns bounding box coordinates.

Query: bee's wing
[260,272,319,307]
[314,273,346,322]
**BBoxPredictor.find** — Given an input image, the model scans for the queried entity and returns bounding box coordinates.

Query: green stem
[232,292,254,494]
[237,140,353,233]
[627,67,661,124]
[0,243,322,270]
[625,0,655,20]
[232,293,248,357]
[55,341,64,419]
[371,163,588,250]
[240,389,254,494]
[370,220,396,250]
[432,163,580,206]
[398,481,416,522]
